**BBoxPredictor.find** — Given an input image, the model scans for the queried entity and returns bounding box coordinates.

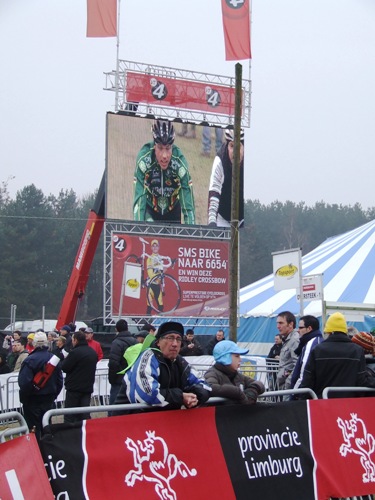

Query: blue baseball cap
[213,340,249,365]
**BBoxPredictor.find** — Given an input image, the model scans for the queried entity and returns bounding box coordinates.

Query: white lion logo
[124,430,197,499]
[337,413,375,483]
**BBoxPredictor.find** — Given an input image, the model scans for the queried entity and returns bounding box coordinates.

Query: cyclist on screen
[146,239,171,315]
[133,120,196,224]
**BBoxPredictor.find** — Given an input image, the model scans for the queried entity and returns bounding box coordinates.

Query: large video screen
[105,113,244,227]
[110,231,230,319]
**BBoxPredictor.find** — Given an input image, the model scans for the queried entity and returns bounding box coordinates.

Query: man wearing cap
[85,328,103,361]
[115,321,210,411]
[26,333,35,353]
[204,340,265,404]
[300,312,372,398]
[60,324,73,352]
[18,331,63,439]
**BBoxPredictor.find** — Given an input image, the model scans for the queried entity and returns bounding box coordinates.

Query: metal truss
[103,221,231,327]
[104,60,251,128]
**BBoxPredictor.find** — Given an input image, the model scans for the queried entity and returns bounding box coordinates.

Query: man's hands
[182,392,198,409]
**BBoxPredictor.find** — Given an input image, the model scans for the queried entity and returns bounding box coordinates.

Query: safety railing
[0,411,29,443]
[322,386,375,399]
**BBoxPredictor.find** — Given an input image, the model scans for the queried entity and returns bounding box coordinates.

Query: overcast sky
[1,0,375,209]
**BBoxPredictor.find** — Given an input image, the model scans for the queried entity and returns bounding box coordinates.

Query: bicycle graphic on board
[119,237,181,316]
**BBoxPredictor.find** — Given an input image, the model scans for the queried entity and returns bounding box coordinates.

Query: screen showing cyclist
[133,120,196,224]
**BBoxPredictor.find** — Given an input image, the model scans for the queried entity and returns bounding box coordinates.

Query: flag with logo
[221,0,251,60]
[87,0,117,37]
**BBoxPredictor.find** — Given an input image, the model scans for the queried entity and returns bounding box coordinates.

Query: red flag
[221,0,251,60]
[87,0,117,37]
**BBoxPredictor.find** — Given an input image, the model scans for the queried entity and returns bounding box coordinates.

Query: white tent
[238,219,375,354]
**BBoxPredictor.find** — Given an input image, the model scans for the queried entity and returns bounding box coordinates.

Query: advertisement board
[110,231,230,318]
[105,113,244,227]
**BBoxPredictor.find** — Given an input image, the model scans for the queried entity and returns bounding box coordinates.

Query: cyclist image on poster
[207,128,245,227]
[146,239,172,315]
[133,120,196,224]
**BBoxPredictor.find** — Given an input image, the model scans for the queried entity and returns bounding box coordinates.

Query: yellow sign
[275,264,298,279]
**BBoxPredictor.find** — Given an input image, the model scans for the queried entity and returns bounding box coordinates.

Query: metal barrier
[0,411,29,443]
[322,386,375,399]
[42,397,228,429]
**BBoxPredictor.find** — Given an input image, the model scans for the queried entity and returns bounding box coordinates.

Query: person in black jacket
[61,331,98,422]
[180,329,203,356]
[300,313,373,398]
[108,319,137,408]
[18,331,63,440]
[206,329,225,355]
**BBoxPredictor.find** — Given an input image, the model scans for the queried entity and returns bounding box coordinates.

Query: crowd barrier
[0,355,274,413]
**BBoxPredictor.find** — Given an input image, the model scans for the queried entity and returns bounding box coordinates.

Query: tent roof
[240,219,375,317]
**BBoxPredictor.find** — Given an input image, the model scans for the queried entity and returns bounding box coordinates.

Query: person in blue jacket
[18,331,63,440]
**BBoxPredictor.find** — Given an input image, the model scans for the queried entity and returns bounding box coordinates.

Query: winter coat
[18,346,63,404]
[291,329,323,389]
[180,337,203,356]
[277,330,300,389]
[116,348,210,411]
[300,332,371,398]
[108,331,137,385]
[61,342,98,394]
[204,363,265,404]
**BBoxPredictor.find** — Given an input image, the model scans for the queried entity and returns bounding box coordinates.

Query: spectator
[276,311,299,391]
[206,329,225,355]
[13,337,29,372]
[351,330,375,383]
[115,321,210,412]
[6,342,19,371]
[0,348,11,374]
[2,330,22,352]
[143,323,157,336]
[18,331,63,440]
[204,340,265,404]
[267,334,283,360]
[135,330,149,344]
[266,334,282,390]
[61,331,98,422]
[60,325,72,352]
[108,319,137,407]
[299,313,374,398]
[85,328,103,361]
[291,315,323,391]
[180,329,203,356]
[52,336,67,360]
[26,333,35,353]
[47,331,58,352]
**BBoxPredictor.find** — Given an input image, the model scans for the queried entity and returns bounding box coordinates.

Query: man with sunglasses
[115,321,210,412]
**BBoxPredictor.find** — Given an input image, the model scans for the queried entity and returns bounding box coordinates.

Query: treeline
[1,182,374,327]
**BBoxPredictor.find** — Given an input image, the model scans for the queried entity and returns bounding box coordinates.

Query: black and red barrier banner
[39,399,375,500]
[111,233,230,318]
[0,434,54,499]
[125,71,239,116]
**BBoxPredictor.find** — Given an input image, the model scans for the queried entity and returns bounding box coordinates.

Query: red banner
[125,72,238,115]
[111,233,230,318]
[39,399,375,499]
[221,0,251,61]
[0,434,54,499]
